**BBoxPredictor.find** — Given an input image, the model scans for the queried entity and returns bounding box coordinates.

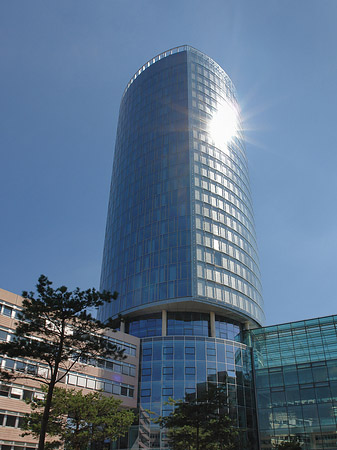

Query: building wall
[138,335,258,449]
[98,46,264,449]
[187,47,264,326]
[99,49,191,321]
[99,46,264,327]
[249,315,337,450]
[0,288,140,450]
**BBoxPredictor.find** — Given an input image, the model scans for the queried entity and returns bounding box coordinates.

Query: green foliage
[23,387,135,450]
[158,385,238,450]
[274,437,302,449]
[0,275,121,450]
[0,274,121,380]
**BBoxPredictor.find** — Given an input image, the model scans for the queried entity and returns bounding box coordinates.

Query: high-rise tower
[99,46,264,449]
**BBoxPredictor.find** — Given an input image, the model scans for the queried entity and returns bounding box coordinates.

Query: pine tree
[0,275,122,450]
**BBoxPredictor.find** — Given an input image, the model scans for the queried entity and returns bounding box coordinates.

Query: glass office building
[99,46,264,449]
[249,315,337,450]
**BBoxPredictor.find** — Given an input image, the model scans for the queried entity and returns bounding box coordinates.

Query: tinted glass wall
[139,336,258,450]
[98,46,263,449]
[187,48,264,326]
[99,46,264,327]
[250,315,337,450]
[100,50,191,320]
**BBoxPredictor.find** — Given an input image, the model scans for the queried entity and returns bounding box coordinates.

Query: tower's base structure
[1,288,337,450]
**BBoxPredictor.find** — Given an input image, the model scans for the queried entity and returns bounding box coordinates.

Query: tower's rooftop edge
[122,45,236,100]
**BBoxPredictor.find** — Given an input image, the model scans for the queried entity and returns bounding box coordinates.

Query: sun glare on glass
[209,101,239,148]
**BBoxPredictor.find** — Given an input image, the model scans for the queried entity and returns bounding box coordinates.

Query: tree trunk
[37,378,56,450]
[38,321,64,450]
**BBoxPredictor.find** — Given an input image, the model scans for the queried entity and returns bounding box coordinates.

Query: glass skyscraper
[99,46,264,449]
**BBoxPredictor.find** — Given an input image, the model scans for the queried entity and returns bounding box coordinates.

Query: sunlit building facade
[249,315,337,450]
[99,46,264,449]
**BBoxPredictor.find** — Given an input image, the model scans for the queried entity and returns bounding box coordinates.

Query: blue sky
[1,0,337,325]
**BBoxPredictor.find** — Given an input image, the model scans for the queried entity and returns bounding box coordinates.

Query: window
[0,384,10,397]
[185,367,196,375]
[207,347,216,357]
[5,414,17,427]
[95,381,104,390]
[143,348,152,356]
[114,364,121,373]
[112,385,120,395]
[57,370,65,383]
[87,379,95,389]
[163,347,173,355]
[27,364,37,375]
[11,387,23,399]
[23,389,34,401]
[207,368,217,381]
[38,367,49,378]
[185,347,195,355]
[77,377,86,387]
[141,389,151,397]
[163,367,173,375]
[5,359,15,370]
[163,388,173,396]
[121,386,128,396]
[3,306,12,317]
[16,361,26,372]
[68,375,77,385]
[17,417,25,428]
[0,330,8,341]
[35,392,44,400]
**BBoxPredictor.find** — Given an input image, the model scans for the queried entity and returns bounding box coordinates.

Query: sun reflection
[208,101,239,148]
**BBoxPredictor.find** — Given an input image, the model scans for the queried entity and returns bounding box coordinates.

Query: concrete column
[244,321,251,346]
[120,319,125,333]
[210,311,216,337]
[162,310,167,337]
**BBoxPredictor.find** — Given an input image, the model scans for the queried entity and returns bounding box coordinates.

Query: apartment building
[0,288,140,450]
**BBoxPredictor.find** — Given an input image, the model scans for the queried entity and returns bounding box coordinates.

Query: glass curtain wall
[99,50,191,320]
[187,48,264,326]
[249,315,337,450]
[99,46,264,450]
[139,336,258,450]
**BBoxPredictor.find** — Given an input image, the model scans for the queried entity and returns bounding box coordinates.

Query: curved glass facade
[188,49,263,325]
[99,46,264,326]
[100,48,191,321]
[138,336,258,449]
[99,46,263,449]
